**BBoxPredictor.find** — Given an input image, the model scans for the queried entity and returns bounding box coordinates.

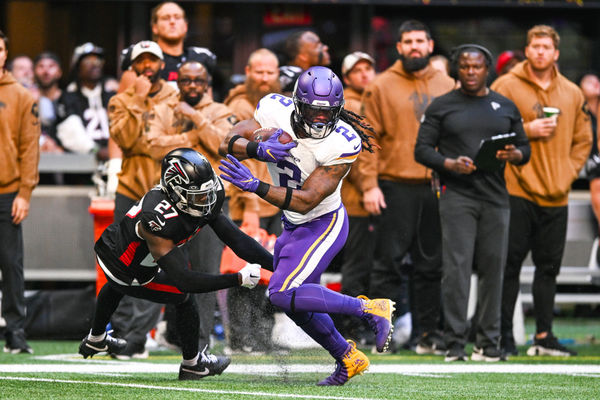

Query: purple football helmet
[292,66,345,139]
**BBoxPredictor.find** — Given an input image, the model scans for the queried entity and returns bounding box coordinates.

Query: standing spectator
[360,20,455,353]
[223,48,282,353]
[219,66,395,386]
[34,52,64,154]
[7,54,36,92]
[415,44,530,362]
[336,51,377,341]
[492,25,592,357]
[56,42,115,161]
[107,40,179,359]
[279,30,331,95]
[144,59,238,358]
[0,30,40,354]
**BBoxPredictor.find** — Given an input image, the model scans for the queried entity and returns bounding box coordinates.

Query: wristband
[246,141,259,158]
[281,187,293,210]
[256,181,270,197]
[227,135,242,155]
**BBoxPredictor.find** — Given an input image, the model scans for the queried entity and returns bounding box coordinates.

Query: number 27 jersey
[254,93,362,225]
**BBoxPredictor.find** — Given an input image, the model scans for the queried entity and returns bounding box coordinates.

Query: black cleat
[79,333,127,359]
[179,346,231,380]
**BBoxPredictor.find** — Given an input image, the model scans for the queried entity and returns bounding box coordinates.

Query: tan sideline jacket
[224,84,279,220]
[341,86,369,217]
[0,72,40,201]
[359,60,455,192]
[108,80,178,200]
[491,61,592,207]
[147,94,236,172]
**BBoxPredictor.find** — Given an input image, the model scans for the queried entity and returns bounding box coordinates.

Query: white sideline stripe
[0,376,379,400]
[2,362,600,375]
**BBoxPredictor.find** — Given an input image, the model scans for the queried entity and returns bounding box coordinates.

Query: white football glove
[239,263,260,289]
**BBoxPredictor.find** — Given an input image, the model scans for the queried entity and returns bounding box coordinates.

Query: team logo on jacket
[164,159,190,185]
[491,101,500,111]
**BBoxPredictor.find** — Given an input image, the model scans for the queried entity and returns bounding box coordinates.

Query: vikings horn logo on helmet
[164,159,190,186]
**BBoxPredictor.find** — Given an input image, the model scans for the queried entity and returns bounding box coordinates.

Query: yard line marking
[4,362,600,375]
[0,376,383,400]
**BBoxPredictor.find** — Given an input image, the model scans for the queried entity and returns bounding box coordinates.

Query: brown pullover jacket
[146,94,236,172]
[491,61,592,206]
[108,80,178,201]
[0,72,40,201]
[341,86,369,217]
[359,60,455,192]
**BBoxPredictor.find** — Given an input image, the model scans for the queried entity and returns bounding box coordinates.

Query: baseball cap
[495,51,515,76]
[131,41,163,62]
[341,51,374,75]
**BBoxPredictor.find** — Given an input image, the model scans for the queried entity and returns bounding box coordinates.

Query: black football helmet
[160,148,219,217]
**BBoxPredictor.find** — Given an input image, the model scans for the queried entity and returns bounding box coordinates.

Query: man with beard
[279,30,331,95]
[106,40,179,358]
[143,59,237,359]
[223,48,282,354]
[34,52,64,154]
[360,20,454,353]
[492,25,591,358]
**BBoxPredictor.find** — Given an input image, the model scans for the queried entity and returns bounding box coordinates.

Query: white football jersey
[254,93,362,225]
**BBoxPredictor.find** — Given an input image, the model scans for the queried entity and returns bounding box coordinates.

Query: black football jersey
[95,183,225,285]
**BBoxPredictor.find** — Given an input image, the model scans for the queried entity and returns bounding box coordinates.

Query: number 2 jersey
[95,183,225,286]
[254,93,362,225]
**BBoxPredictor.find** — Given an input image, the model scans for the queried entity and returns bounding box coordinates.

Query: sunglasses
[178,77,207,87]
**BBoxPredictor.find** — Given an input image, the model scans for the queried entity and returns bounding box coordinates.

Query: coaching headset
[449,44,493,80]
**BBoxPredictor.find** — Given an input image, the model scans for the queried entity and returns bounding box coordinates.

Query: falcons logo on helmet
[164,159,190,186]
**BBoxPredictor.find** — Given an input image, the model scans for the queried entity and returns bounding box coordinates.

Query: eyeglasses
[178,77,207,87]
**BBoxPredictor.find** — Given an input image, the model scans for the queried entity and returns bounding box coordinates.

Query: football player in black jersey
[79,148,272,380]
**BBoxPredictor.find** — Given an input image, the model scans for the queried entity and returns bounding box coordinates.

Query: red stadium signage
[264,6,312,26]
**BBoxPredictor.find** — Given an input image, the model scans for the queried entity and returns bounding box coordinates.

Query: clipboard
[474,132,517,172]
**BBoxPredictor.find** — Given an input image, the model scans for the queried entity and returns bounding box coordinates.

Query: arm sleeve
[209,213,274,271]
[570,93,593,174]
[157,246,240,293]
[510,104,531,166]
[17,95,41,201]
[414,102,447,171]
[358,86,382,191]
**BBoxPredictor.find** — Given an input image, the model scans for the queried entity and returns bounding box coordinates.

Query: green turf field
[1,318,599,399]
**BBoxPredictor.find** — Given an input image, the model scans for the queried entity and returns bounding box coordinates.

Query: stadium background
[0,0,598,341]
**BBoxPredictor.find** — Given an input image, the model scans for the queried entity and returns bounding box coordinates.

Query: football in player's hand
[252,127,293,144]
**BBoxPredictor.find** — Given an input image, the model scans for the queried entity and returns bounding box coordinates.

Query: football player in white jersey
[218,66,395,386]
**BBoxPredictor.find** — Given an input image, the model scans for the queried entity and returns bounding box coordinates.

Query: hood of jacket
[0,71,17,86]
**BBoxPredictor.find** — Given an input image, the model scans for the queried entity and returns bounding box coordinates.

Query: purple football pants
[268,205,364,359]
